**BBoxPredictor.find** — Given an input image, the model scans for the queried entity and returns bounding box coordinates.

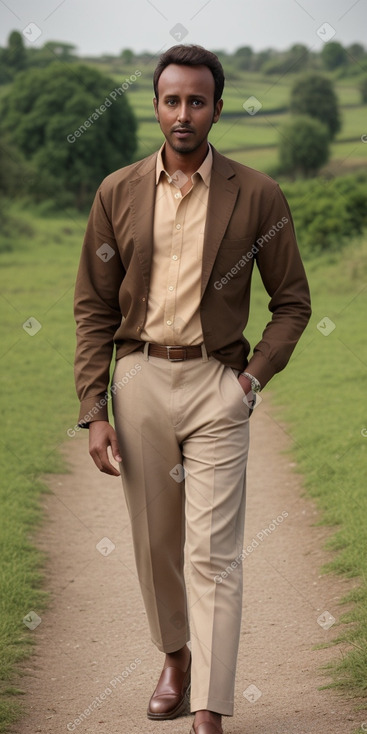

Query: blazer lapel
[201,149,239,296]
[128,153,157,289]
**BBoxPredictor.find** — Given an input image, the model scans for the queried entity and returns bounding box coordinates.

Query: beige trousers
[112,347,250,716]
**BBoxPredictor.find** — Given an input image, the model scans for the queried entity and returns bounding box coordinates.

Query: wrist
[239,371,261,393]
[89,419,110,430]
[238,373,252,395]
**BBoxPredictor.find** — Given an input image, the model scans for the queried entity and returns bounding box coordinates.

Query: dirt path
[12,397,362,734]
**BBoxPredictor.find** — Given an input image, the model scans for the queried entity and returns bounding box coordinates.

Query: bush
[278,115,330,178]
[290,72,341,139]
[282,173,367,254]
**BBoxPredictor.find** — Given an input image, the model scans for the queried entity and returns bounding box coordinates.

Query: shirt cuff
[77,394,110,428]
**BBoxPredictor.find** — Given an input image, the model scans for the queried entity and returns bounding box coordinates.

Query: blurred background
[0,0,366,729]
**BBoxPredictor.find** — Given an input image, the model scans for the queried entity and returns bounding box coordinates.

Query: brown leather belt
[139,343,203,361]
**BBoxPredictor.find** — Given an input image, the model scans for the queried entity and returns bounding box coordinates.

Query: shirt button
[175,224,181,230]
[172,255,178,260]
[166,320,172,326]
[142,297,146,302]
[168,286,174,291]
[175,193,180,199]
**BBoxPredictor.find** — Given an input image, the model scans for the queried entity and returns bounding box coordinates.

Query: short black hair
[153,44,225,106]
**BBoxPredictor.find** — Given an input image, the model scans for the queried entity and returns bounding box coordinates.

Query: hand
[237,373,252,395]
[237,373,256,412]
[89,421,122,476]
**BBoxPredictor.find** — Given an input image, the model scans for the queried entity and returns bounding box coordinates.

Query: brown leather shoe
[147,655,191,720]
[190,721,223,734]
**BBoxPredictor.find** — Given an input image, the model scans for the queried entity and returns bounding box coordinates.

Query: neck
[162,140,209,176]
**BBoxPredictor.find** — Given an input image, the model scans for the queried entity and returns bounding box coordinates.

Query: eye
[192,99,203,107]
[166,99,177,106]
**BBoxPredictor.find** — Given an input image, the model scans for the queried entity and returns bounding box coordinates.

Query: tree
[5,30,27,72]
[287,44,310,72]
[347,43,366,61]
[250,49,274,72]
[0,48,13,84]
[43,41,77,60]
[278,115,330,178]
[321,41,348,70]
[0,136,33,197]
[0,63,138,209]
[0,30,28,81]
[120,48,134,64]
[263,44,310,75]
[233,46,253,70]
[290,73,341,139]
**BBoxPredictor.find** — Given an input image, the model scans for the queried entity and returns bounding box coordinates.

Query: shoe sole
[147,682,191,720]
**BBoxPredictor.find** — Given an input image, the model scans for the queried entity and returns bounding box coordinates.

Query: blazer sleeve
[245,184,311,388]
[74,187,125,427]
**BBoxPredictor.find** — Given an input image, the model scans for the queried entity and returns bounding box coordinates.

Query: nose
[177,103,190,123]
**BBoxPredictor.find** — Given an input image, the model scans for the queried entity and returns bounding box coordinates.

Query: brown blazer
[74,146,311,426]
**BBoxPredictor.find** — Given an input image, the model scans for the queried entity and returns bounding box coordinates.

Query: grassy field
[0,207,86,729]
[0,201,367,728]
[247,240,367,726]
[107,64,367,173]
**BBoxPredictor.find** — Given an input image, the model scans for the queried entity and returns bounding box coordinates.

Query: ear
[213,98,223,124]
[153,97,159,121]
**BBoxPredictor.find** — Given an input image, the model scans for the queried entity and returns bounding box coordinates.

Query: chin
[169,139,199,155]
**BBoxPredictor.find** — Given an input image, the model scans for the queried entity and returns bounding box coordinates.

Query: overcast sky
[0,0,365,56]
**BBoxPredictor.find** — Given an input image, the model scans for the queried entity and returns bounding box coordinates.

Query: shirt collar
[155,142,213,187]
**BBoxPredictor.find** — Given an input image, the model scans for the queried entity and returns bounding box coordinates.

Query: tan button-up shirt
[140,143,213,345]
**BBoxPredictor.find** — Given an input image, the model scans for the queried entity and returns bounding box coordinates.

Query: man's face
[153,63,223,155]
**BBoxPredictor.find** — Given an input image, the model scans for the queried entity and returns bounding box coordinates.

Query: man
[74,44,311,734]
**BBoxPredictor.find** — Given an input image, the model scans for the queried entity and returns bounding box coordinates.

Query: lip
[173,129,193,138]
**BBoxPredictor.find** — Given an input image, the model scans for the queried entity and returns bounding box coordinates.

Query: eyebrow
[162,93,208,100]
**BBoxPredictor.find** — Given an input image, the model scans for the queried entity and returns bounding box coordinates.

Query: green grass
[0,205,86,728]
[246,236,367,701]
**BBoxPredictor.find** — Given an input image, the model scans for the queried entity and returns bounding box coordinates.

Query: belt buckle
[167,346,186,362]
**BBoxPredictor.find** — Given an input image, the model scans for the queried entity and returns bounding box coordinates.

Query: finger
[107,445,122,474]
[101,463,121,477]
[90,447,120,476]
[98,458,121,476]
[111,439,122,463]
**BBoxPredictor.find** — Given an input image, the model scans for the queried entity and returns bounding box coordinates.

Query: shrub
[278,115,330,178]
[282,174,367,254]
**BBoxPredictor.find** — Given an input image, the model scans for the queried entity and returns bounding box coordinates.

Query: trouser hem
[190,697,234,716]
[151,635,190,653]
